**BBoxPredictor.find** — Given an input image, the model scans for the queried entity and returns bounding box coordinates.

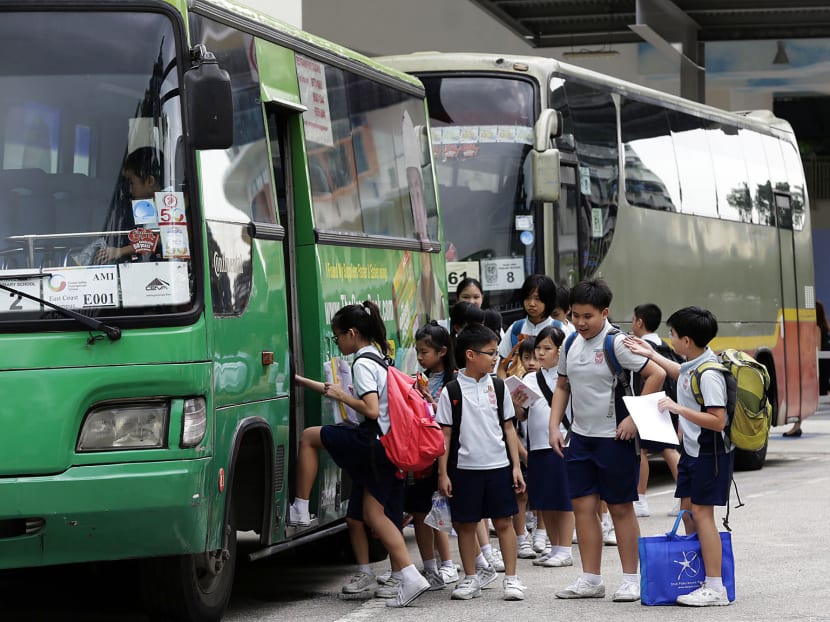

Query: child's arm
[296,373,380,419]
[503,420,526,493]
[659,398,727,432]
[294,374,326,394]
[548,375,571,457]
[624,335,681,380]
[437,426,453,498]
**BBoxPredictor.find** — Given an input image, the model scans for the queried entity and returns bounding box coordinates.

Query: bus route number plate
[480,258,525,291]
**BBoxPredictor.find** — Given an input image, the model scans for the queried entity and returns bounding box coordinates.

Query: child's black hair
[519,274,558,317]
[415,320,457,384]
[518,336,536,358]
[454,323,499,368]
[554,283,571,314]
[570,278,612,310]
[124,146,163,182]
[332,300,388,355]
[456,277,483,299]
[666,306,718,348]
[482,308,503,334]
[450,300,485,333]
[535,324,566,348]
[634,303,662,333]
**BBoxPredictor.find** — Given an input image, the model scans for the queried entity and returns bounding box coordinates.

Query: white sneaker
[451,576,482,600]
[537,553,573,568]
[556,577,606,599]
[602,523,617,546]
[503,576,526,601]
[517,540,537,559]
[424,568,446,591]
[532,551,552,566]
[531,530,549,553]
[287,503,311,526]
[634,497,651,517]
[612,581,641,602]
[677,585,730,607]
[438,565,459,584]
[375,576,401,599]
[376,569,392,585]
[476,563,499,588]
[485,549,505,572]
[668,498,681,516]
[342,571,375,594]
[385,574,430,608]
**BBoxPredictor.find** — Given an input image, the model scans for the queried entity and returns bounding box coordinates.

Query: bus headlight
[181,397,207,448]
[78,402,168,451]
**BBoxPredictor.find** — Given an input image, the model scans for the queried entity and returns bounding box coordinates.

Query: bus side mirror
[184,46,234,150]
[530,108,562,202]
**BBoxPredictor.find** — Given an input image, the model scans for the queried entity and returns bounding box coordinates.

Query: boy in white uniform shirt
[437,324,527,601]
[548,279,665,603]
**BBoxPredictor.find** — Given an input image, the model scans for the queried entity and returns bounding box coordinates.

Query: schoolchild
[436,324,527,601]
[551,283,577,337]
[515,324,576,569]
[404,321,460,589]
[290,301,430,607]
[548,279,666,602]
[631,303,680,518]
[624,307,734,606]
[509,337,536,559]
[497,274,559,378]
[456,277,484,308]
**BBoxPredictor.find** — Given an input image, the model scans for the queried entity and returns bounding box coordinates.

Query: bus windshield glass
[0,11,191,323]
[421,75,536,312]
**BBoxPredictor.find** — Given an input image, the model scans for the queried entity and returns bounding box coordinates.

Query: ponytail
[332,300,388,355]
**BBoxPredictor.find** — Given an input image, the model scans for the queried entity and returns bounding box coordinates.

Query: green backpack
[690,349,773,451]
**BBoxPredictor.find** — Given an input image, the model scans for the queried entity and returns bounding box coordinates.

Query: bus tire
[141,524,237,622]
[733,441,767,471]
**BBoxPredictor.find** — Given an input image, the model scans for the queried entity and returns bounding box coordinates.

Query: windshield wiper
[0,275,121,341]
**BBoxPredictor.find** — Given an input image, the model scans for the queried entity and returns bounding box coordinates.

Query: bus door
[546,161,583,287]
[775,191,801,421]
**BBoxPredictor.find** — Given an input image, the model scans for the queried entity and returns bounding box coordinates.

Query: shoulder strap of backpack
[445,379,462,471]
[353,351,389,369]
[563,331,578,359]
[536,370,553,405]
[604,329,633,397]
[690,361,729,407]
[510,320,524,347]
[491,376,511,463]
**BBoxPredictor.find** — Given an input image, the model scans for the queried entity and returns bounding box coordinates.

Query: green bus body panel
[0,459,210,569]
[0,362,212,476]
[255,38,302,109]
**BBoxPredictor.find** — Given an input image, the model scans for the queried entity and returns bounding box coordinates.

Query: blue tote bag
[639,510,736,605]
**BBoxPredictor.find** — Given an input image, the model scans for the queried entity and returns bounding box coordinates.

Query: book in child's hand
[504,375,543,408]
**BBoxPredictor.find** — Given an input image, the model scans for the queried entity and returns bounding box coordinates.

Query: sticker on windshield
[128,228,159,255]
[132,198,158,226]
[480,258,525,292]
[0,271,41,312]
[160,224,191,259]
[119,261,190,307]
[43,266,118,309]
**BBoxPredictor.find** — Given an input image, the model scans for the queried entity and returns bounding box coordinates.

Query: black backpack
[633,339,683,400]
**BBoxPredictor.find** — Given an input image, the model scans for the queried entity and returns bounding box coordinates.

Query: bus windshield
[421,75,537,312]
[0,11,191,324]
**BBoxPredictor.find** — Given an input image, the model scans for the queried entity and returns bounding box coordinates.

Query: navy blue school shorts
[675,450,734,507]
[347,478,406,528]
[320,423,399,516]
[448,466,518,523]
[527,448,572,511]
[405,465,438,514]
[565,433,639,504]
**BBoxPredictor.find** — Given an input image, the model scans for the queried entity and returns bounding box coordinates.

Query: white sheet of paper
[504,375,543,408]
[622,391,679,445]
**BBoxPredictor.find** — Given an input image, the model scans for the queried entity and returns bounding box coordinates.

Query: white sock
[357,564,372,575]
[480,543,493,557]
[582,572,602,586]
[517,534,528,544]
[391,570,403,581]
[705,576,724,591]
[555,545,571,557]
[423,558,438,572]
[621,572,639,585]
[442,560,455,569]
[534,528,547,538]
[293,498,309,513]
[475,552,487,568]
[638,494,647,501]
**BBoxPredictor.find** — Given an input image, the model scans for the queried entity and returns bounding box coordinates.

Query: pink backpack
[355,353,445,472]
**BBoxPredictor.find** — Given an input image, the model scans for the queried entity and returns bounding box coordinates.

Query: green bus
[380,52,818,469]
[0,1,449,620]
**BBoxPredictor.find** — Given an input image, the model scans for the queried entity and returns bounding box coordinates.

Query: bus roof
[191,0,425,96]
[378,51,796,139]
